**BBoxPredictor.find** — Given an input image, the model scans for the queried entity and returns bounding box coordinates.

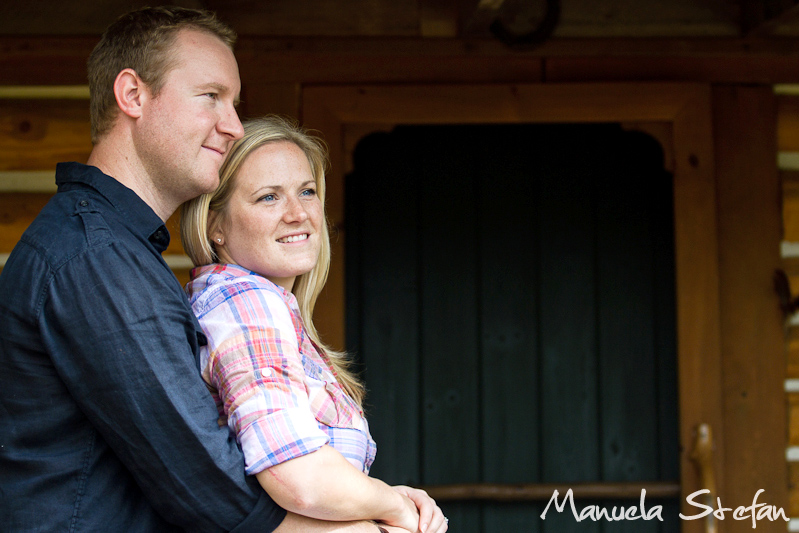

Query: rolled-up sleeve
[197,281,329,474]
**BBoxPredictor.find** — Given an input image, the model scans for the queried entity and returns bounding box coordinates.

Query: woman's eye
[204,93,218,100]
[260,194,276,202]
[301,189,317,197]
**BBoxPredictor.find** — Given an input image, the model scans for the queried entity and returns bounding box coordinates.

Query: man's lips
[203,145,226,156]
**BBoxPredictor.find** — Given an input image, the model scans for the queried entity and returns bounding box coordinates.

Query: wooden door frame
[303,83,723,530]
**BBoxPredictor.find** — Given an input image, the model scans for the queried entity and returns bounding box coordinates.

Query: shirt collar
[191,263,296,301]
[55,162,171,252]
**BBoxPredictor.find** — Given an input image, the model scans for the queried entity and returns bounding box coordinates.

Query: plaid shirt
[186,263,376,475]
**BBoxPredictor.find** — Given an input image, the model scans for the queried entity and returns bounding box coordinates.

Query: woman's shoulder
[187,263,290,316]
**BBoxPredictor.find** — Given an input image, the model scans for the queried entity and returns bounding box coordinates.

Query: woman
[181,116,447,533]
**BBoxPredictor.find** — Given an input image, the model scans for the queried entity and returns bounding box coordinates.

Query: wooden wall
[0,91,191,283]
[0,33,793,531]
[778,89,799,522]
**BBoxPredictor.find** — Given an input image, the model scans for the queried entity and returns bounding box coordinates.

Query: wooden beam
[742,0,799,36]
[423,482,680,502]
[10,35,799,87]
[713,85,788,518]
[420,0,459,36]
[0,100,91,171]
[545,55,799,83]
[0,192,51,252]
[0,86,88,99]
[779,95,799,151]
[0,37,96,85]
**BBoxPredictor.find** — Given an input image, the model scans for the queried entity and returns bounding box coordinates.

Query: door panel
[303,83,721,533]
[345,123,679,532]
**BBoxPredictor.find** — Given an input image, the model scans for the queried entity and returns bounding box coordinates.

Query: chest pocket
[302,353,359,429]
[310,380,357,428]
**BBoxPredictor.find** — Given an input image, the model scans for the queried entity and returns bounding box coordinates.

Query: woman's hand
[373,490,418,532]
[390,486,448,533]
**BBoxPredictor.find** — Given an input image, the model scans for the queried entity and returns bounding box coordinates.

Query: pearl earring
[216,238,222,244]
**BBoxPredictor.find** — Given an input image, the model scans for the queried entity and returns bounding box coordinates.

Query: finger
[435,515,449,533]
[416,497,433,533]
[428,509,448,533]
[397,487,433,532]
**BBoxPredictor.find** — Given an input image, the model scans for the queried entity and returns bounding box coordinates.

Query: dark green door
[346,123,680,532]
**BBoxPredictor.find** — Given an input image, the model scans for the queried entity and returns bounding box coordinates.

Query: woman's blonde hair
[181,115,364,406]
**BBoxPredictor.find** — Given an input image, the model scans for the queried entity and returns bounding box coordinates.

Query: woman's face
[212,141,323,290]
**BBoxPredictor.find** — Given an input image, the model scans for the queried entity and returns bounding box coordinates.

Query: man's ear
[113,68,146,119]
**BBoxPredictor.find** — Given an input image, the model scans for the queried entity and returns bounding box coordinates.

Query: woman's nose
[283,197,309,222]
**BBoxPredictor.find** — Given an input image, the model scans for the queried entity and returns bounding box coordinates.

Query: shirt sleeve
[197,278,330,474]
[39,241,286,533]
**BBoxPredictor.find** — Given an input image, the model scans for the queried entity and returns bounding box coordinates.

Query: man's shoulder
[17,187,122,268]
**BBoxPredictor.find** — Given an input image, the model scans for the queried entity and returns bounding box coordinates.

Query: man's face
[135,29,243,209]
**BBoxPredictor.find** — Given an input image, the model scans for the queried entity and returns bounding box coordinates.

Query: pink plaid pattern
[187,263,376,475]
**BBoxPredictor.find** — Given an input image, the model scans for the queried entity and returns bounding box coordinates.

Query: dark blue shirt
[0,163,286,532]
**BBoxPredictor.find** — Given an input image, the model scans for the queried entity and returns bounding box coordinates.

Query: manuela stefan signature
[540,488,788,527]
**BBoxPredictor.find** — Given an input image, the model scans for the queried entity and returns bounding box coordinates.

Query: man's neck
[87,139,176,223]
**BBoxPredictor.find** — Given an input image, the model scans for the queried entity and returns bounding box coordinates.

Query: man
[0,6,399,532]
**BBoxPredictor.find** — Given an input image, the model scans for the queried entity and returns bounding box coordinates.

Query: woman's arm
[197,280,444,531]
[256,444,418,530]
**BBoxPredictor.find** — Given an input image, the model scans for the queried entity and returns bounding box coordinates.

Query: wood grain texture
[782,170,799,242]
[12,36,799,90]
[713,84,787,530]
[778,95,799,152]
[0,100,91,171]
[0,192,51,252]
[790,461,799,516]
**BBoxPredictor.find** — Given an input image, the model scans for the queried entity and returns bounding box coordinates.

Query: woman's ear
[208,210,224,245]
[113,68,145,119]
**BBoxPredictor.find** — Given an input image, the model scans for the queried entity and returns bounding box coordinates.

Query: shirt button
[79,200,88,207]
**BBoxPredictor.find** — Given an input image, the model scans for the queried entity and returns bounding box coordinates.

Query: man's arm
[275,514,394,533]
[41,242,283,532]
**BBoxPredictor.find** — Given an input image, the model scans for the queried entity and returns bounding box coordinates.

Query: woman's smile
[277,233,310,243]
[212,140,323,291]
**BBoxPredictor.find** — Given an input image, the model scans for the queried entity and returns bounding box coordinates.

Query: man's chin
[199,172,221,194]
